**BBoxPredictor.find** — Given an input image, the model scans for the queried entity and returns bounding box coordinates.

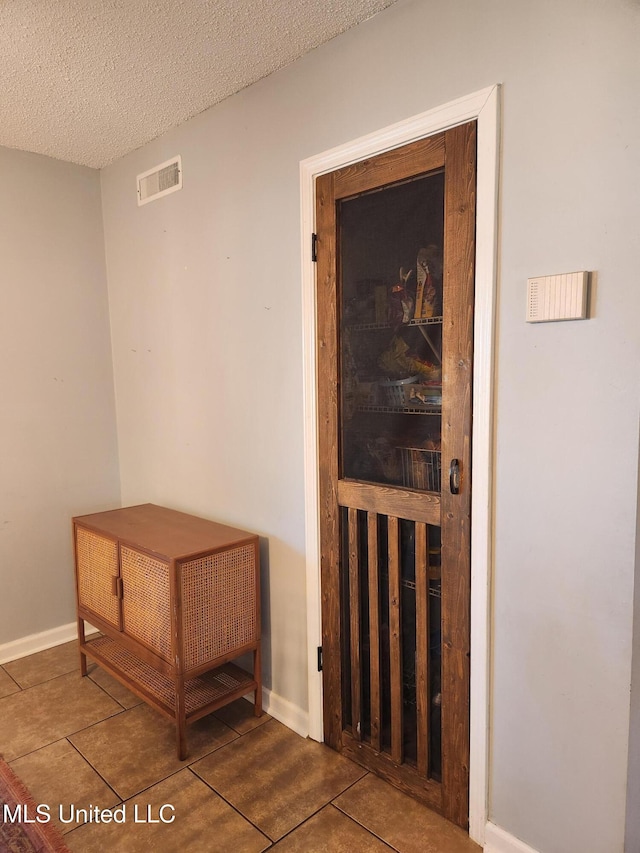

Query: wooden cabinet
[73,503,261,759]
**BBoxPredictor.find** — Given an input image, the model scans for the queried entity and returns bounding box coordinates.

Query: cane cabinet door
[74,526,122,631]
[316,122,475,828]
[120,546,172,663]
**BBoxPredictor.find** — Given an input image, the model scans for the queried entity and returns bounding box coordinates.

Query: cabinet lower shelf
[84,635,257,723]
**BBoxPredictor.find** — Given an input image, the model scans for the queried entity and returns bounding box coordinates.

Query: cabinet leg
[176,720,187,762]
[253,646,263,717]
[77,618,87,676]
[175,674,187,760]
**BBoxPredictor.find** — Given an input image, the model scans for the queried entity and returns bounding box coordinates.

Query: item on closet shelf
[408,385,442,407]
[398,446,442,492]
[389,267,414,328]
[379,375,420,407]
[378,335,442,382]
[416,245,442,318]
[378,335,413,376]
[379,378,441,409]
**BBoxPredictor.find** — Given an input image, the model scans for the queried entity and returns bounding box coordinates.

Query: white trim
[256,686,309,738]
[484,822,541,853]
[469,84,500,845]
[300,85,500,847]
[0,620,99,664]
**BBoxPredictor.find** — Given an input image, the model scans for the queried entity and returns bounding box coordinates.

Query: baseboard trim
[484,822,541,853]
[250,686,309,738]
[0,621,97,665]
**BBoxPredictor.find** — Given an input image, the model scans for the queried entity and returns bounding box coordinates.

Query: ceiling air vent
[137,156,182,206]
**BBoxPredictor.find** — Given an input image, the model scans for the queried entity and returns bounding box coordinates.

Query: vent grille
[137,156,182,206]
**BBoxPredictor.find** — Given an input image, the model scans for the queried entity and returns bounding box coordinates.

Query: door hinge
[317,646,323,672]
[311,232,318,263]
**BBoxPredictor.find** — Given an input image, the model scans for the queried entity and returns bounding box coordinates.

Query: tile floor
[0,641,480,852]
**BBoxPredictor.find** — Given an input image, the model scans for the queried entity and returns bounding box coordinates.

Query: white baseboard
[0,620,99,665]
[0,621,77,664]
[484,822,541,853]
[249,685,309,738]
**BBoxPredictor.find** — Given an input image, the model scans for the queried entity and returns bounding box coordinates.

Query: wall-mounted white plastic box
[526,271,589,322]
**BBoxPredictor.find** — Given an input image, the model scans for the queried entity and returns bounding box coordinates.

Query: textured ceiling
[0,0,397,169]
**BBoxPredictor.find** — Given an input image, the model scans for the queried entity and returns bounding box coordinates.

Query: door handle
[449,459,460,495]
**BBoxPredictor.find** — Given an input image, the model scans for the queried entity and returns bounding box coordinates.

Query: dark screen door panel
[316,123,475,828]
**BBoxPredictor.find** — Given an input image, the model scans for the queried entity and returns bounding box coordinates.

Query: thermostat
[526,271,590,322]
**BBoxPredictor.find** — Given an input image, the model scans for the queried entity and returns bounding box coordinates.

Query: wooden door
[316,122,476,828]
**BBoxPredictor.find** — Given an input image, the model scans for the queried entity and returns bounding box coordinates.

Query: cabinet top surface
[73,504,257,560]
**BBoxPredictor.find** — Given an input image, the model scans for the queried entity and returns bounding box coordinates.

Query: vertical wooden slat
[440,120,476,828]
[348,507,361,740]
[388,515,403,764]
[316,171,343,750]
[368,512,381,751]
[415,522,429,776]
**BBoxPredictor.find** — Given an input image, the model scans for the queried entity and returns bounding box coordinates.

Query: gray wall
[99,1,640,851]
[0,147,120,645]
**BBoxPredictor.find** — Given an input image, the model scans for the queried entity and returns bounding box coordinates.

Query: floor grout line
[65,737,122,803]
[185,765,273,846]
[0,667,78,693]
[328,803,399,851]
[331,800,402,853]
[0,663,22,693]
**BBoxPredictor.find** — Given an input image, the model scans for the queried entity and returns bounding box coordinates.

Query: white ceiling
[0,0,397,170]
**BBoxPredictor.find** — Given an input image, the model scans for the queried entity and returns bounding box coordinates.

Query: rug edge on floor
[0,755,71,853]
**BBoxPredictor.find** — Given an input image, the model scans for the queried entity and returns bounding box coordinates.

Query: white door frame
[300,85,500,846]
